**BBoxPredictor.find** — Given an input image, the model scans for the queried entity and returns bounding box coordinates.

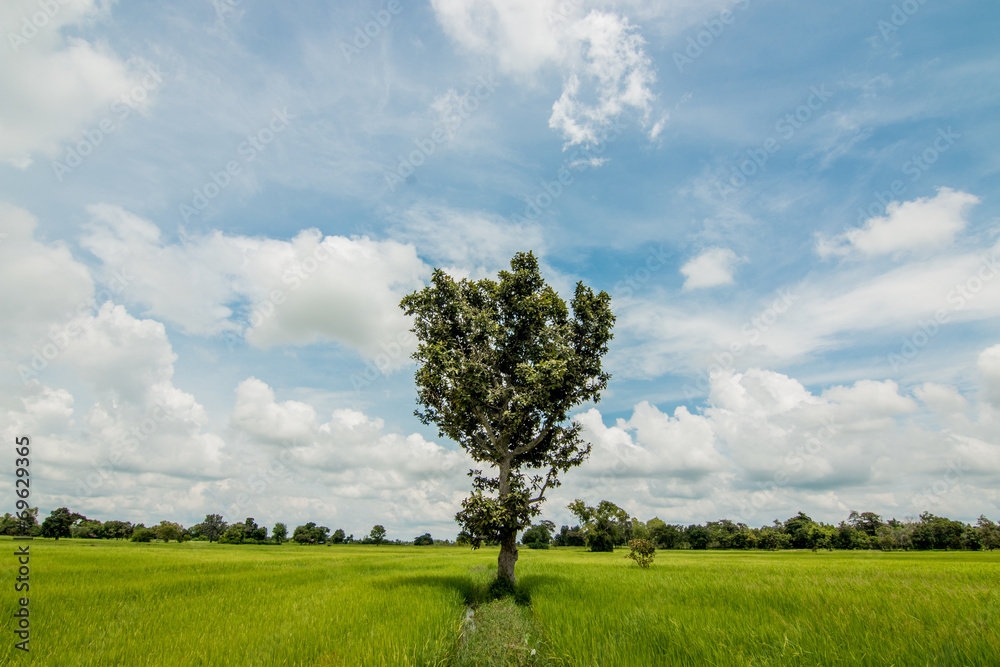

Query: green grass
[2,539,999,666]
[520,549,1000,666]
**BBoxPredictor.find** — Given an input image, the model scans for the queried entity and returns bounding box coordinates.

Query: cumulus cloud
[576,401,726,481]
[680,247,741,289]
[55,302,178,400]
[817,188,980,258]
[80,204,428,361]
[222,376,473,528]
[0,201,94,353]
[550,364,1000,527]
[0,0,153,167]
[430,0,661,146]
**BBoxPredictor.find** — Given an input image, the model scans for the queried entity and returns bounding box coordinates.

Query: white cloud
[0,0,152,167]
[80,205,428,361]
[0,202,94,353]
[978,344,1000,408]
[56,302,177,400]
[680,247,740,290]
[817,188,980,258]
[548,11,658,147]
[430,0,660,146]
[576,401,726,480]
[224,377,474,528]
[231,377,318,443]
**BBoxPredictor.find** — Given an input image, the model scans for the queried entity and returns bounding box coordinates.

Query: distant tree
[729,530,757,550]
[155,521,184,543]
[456,530,474,546]
[647,518,682,549]
[292,522,330,544]
[41,508,77,540]
[808,524,835,551]
[71,519,103,539]
[272,522,288,544]
[756,527,791,550]
[401,251,615,586]
[413,533,434,546]
[977,516,1000,550]
[219,524,246,544]
[243,517,267,543]
[685,524,711,550]
[832,522,865,550]
[3,508,39,536]
[552,525,586,547]
[370,525,387,546]
[629,518,650,542]
[569,500,628,552]
[199,514,228,543]
[849,511,884,537]
[783,512,817,549]
[521,521,554,549]
[707,519,744,549]
[331,528,346,544]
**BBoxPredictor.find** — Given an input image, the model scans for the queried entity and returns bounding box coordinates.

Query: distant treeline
[5,505,999,552]
[519,501,1000,552]
[1,508,448,546]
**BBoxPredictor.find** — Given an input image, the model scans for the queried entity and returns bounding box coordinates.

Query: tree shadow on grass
[378,572,567,608]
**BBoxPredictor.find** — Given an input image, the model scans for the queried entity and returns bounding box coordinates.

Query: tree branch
[473,405,503,458]
[527,468,556,505]
[511,421,552,457]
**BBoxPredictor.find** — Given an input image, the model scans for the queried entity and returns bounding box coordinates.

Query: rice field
[2,538,998,666]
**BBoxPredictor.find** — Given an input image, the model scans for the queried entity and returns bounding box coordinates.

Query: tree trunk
[498,529,518,584]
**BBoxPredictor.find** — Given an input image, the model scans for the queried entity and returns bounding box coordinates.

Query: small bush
[626,539,656,568]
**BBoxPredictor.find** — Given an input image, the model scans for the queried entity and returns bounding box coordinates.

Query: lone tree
[370,524,387,546]
[401,251,614,585]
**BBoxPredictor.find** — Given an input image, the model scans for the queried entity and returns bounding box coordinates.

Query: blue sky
[2,0,999,539]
